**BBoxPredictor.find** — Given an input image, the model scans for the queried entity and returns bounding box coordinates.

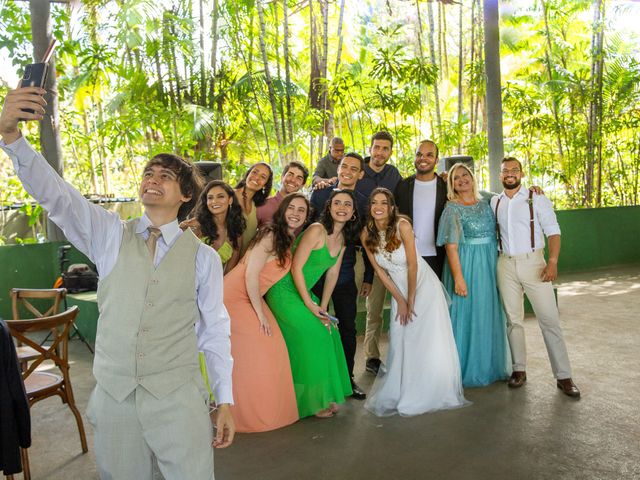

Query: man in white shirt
[491,157,579,398]
[394,140,448,278]
[1,87,235,478]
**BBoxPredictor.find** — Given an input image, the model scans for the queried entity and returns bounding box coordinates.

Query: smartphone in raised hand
[21,39,56,114]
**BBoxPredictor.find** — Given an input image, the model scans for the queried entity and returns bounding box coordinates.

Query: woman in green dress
[181,180,246,274]
[266,189,359,419]
[234,162,274,256]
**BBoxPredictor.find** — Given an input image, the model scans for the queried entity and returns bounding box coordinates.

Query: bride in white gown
[360,188,468,416]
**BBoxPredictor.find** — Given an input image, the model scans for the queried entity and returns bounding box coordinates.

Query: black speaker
[196,161,223,182]
[439,155,474,173]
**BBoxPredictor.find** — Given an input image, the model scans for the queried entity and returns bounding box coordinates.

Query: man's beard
[416,165,435,175]
[502,178,521,190]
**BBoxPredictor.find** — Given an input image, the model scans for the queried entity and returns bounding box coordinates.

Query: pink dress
[224,255,298,432]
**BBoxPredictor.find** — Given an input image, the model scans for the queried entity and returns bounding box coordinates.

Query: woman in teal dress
[181,180,246,274]
[266,190,358,418]
[437,163,509,387]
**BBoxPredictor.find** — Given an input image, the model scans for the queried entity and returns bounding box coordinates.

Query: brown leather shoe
[557,378,581,398]
[508,371,527,388]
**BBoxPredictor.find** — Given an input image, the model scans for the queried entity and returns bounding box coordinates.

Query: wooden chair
[5,306,88,480]
[10,288,67,369]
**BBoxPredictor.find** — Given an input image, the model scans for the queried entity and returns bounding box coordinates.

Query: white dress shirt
[491,185,561,256]
[1,136,234,404]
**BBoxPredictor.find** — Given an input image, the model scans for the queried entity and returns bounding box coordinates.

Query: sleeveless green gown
[266,240,352,418]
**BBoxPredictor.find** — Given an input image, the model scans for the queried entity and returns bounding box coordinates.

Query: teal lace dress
[437,200,510,387]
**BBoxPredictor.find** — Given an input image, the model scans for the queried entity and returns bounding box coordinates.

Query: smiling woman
[223,193,310,432]
[265,190,359,419]
[181,180,247,274]
[234,163,274,256]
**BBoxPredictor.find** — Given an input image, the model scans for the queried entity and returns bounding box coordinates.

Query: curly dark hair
[249,193,310,267]
[235,162,274,207]
[195,180,246,249]
[144,153,205,221]
[319,189,360,244]
[363,187,403,254]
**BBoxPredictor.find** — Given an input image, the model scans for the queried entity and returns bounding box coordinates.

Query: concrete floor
[16,265,640,480]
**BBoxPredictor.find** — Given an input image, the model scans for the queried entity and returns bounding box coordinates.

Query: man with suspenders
[492,157,580,398]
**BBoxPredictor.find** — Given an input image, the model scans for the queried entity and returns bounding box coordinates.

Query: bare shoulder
[398,217,413,234]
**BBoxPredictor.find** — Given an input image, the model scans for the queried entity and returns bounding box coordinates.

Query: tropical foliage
[0,0,639,211]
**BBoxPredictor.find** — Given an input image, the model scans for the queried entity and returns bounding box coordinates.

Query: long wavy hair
[249,193,310,266]
[319,189,360,243]
[235,162,274,207]
[363,187,403,254]
[195,180,246,249]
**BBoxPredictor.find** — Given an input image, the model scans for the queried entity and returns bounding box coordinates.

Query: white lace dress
[364,231,469,417]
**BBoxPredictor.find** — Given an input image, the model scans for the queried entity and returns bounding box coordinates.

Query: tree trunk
[209,0,219,109]
[283,0,294,149]
[256,0,284,164]
[457,1,464,153]
[427,1,441,135]
[541,1,565,162]
[273,2,287,147]
[483,0,504,193]
[326,0,346,142]
[586,0,605,207]
[30,0,64,241]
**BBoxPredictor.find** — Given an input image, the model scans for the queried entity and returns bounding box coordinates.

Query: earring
[350,213,357,222]
[262,187,266,194]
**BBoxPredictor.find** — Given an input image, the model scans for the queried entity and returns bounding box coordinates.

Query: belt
[465,237,495,245]
[499,249,544,260]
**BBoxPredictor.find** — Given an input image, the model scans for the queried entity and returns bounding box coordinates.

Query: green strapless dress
[265,240,352,418]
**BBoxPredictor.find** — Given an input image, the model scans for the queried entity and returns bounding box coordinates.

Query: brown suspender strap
[494,196,503,252]
[495,191,535,254]
[528,189,535,252]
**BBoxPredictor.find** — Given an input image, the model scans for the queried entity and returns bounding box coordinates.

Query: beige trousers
[87,381,214,480]
[496,249,572,379]
[364,274,387,360]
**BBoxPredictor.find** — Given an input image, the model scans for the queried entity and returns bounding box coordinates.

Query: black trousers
[331,281,358,379]
[423,255,444,280]
[312,280,358,379]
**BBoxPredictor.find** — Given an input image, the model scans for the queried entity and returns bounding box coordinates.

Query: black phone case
[21,63,49,114]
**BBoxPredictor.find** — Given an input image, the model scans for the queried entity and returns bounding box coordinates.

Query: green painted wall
[556,206,640,272]
[0,242,93,320]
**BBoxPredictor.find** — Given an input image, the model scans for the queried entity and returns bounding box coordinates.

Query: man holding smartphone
[0,87,235,479]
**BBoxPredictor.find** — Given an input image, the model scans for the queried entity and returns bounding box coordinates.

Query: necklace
[378,230,393,262]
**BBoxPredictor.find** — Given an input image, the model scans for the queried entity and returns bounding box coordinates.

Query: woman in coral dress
[224,193,309,432]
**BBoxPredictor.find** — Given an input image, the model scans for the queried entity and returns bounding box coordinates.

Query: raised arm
[244,234,275,335]
[0,88,121,271]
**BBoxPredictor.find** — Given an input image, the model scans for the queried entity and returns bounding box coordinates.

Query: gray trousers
[87,381,214,480]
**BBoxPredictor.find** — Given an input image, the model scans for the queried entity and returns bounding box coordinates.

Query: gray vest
[94,220,201,402]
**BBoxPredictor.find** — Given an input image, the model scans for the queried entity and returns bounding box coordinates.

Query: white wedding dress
[364,231,469,417]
